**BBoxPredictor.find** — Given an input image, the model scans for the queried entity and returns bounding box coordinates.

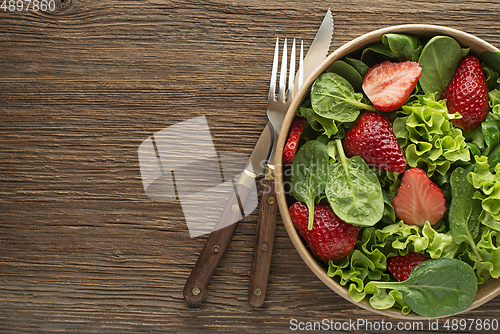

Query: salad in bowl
[275,25,500,318]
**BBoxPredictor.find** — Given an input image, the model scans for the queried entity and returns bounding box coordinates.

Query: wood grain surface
[2,0,500,333]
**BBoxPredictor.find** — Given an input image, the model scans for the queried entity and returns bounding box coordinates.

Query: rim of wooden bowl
[274,24,500,320]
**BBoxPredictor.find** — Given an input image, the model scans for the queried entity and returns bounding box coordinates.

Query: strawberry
[343,111,406,173]
[289,202,360,261]
[283,117,307,165]
[441,55,490,131]
[387,252,430,282]
[391,167,446,226]
[362,60,422,112]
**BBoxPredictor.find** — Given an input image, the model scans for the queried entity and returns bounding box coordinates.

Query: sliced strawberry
[387,252,430,281]
[391,167,446,226]
[343,111,406,173]
[441,55,490,131]
[289,202,360,261]
[283,117,307,165]
[362,60,422,112]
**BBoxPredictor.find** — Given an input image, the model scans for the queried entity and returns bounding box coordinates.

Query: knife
[183,9,334,305]
[248,9,334,307]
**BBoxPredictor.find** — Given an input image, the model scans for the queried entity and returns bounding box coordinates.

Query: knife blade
[183,9,334,305]
[248,10,333,307]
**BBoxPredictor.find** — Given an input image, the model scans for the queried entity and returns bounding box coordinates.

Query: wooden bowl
[274,24,500,319]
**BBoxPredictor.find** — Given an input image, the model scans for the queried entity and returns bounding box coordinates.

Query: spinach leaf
[311,72,376,123]
[380,190,396,226]
[291,140,329,230]
[481,120,500,156]
[418,36,463,97]
[480,51,500,74]
[327,60,363,89]
[325,139,384,226]
[489,145,500,171]
[361,43,396,66]
[344,56,369,77]
[449,167,483,261]
[382,33,422,61]
[365,258,477,317]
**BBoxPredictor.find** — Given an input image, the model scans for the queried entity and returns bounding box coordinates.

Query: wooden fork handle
[183,182,251,304]
[248,177,278,307]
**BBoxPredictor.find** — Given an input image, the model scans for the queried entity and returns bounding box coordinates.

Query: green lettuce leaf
[468,156,500,221]
[489,89,500,118]
[393,92,470,177]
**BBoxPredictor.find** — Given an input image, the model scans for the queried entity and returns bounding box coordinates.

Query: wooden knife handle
[248,178,278,307]
[183,182,251,304]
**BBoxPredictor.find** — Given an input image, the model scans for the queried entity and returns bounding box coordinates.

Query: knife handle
[183,180,252,304]
[248,177,278,307]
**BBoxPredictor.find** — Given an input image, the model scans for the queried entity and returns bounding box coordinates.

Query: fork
[248,37,304,307]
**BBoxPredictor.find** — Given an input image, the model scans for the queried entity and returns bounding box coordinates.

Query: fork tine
[298,40,304,90]
[278,38,287,103]
[268,37,279,102]
[287,39,296,101]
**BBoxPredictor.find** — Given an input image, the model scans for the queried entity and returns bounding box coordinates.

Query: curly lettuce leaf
[393,92,470,177]
[489,89,500,119]
[468,156,500,221]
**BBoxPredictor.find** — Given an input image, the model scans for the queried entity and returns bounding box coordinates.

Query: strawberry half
[391,167,446,226]
[441,55,490,131]
[387,252,430,282]
[343,111,406,173]
[289,202,360,261]
[283,117,307,165]
[362,60,422,112]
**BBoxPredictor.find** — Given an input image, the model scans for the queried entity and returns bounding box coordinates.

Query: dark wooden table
[2,1,500,333]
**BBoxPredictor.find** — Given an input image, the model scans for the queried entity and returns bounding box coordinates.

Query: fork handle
[248,176,278,307]
[183,181,252,304]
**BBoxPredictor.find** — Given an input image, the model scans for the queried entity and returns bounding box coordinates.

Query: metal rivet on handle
[231,204,240,213]
[192,287,201,296]
[254,288,262,296]
[267,196,275,205]
[213,246,220,253]
[260,243,269,252]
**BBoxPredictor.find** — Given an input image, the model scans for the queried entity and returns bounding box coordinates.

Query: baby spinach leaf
[449,167,483,261]
[327,60,363,89]
[361,43,396,66]
[365,258,477,317]
[480,51,500,74]
[291,140,329,230]
[489,146,500,171]
[325,139,384,226]
[481,120,500,156]
[380,190,396,226]
[418,36,463,97]
[344,56,369,77]
[311,73,376,123]
[382,33,422,61]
